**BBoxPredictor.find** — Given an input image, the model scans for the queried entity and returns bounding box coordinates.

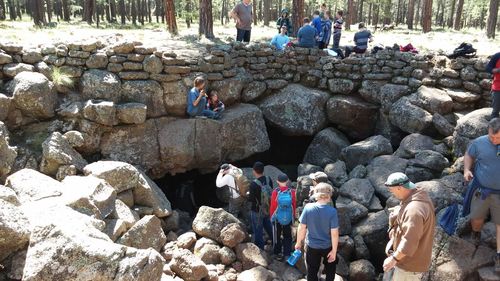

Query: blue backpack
[273,188,293,225]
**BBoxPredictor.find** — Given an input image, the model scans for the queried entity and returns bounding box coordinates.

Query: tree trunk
[396,0,402,24]
[383,0,391,24]
[95,0,100,27]
[7,0,15,20]
[487,0,498,38]
[84,0,94,23]
[257,0,261,22]
[407,0,414,29]
[140,0,145,25]
[454,0,464,30]
[119,0,125,23]
[368,2,372,25]
[263,0,270,26]
[447,0,455,27]
[0,0,5,20]
[346,0,354,30]
[61,0,70,20]
[421,0,432,32]
[185,0,191,28]
[415,0,421,26]
[110,0,116,21]
[373,2,379,26]
[358,0,364,23]
[46,0,52,22]
[155,0,160,22]
[292,0,304,36]
[164,0,177,35]
[131,0,136,24]
[220,0,225,25]
[33,0,46,25]
[199,0,213,38]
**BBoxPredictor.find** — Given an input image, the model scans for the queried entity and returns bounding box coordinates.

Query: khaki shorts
[392,267,422,281]
[470,191,500,224]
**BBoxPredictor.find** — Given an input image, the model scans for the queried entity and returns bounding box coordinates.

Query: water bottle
[287,249,302,266]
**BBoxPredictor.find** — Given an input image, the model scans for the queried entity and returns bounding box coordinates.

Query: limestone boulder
[103,219,128,241]
[0,94,11,121]
[367,155,408,201]
[0,190,30,261]
[234,243,269,270]
[121,80,166,118]
[80,69,122,102]
[192,206,242,243]
[378,84,412,112]
[432,113,455,137]
[3,63,35,78]
[389,96,433,134]
[326,95,379,140]
[0,122,17,177]
[452,108,490,157]
[327,78,354,94]
[117,215,167,252]
[258,84,330,136]
[40,132,88,176]
[177,231,197,249]
[303,128,350,167]
[84,161,140,193]
[10,71,56,119]
[359,80,388,104]
[219,246,237,265]
[341,135,393,170]
[108,199,140,228]
[60,175,117,218]
[170,248,208,281]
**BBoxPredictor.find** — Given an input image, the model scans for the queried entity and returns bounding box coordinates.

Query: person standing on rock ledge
[486,52,500,119]
[382,172,435,281]
[463,117,500,272]
[229,0,253,43]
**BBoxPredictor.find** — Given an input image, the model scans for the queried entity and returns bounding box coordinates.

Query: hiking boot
[495,255,500,273]
[471,231,481,246]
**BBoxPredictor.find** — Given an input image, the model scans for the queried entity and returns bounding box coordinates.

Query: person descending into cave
[216,163,250,219]
[248,161,274,249]
[186,76,221,119]
[270,174,296,260]
[206,89,225,114]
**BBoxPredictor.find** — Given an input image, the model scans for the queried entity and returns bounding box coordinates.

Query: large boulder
[237,266,273,281]
[410,86,453,115]
[326,95,379,140]
[352,211,389,268]
[339,179,374,207]
[303,128,350,167]
[394,133,435,158]
[359,80,388,104]
[192,206,242,243]
[84,161,139,193]
[117,215,167,252]
[80,69,122,102]
[82,100,117,126]
[349,259,376,281]
[40,132,88,177]
[193,238,221,264]
[389,96,433,134]
[258,84,330,136]
[211,77,246,106]
[367,155,408,201]
[409,150,450,172]
[0,122,17,177]
[21,204,164,281]
[426,228,495,281]
[5,169,63,204]
[170,248,208,281]
[121,80,166,118]
[324,161,349,187]
[452,108,490,157]
[378,84,412,113]
[234,243,269,270]
[134,171,172,217]
[10,71,56,119]
[220,223,247,248]
[416,180,462,212]
[0,188,30,261]
[341,135,393,170]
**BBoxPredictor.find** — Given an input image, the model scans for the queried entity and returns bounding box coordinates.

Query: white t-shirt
[216,171,240,199]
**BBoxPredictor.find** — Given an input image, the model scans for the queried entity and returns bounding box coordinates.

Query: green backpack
[257,176,273,217]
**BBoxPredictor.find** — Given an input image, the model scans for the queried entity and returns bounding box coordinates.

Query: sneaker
[495,255,500,273]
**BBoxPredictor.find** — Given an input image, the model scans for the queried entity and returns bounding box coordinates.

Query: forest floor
[0,19,499,56]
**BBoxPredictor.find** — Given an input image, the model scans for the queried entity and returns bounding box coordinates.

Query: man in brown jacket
[382,172,436,281]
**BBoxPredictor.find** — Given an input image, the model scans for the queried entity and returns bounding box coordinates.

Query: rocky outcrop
[452,108,491,157]
[0,122,17,178]
[303,128,350,167]
[40,132,88,176]
[0,187,30,261]
[258,84,330,136]
[341,135,393,170]
[192,206,243,244]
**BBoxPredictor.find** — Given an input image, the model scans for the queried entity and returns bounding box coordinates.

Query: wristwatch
[391,254,400,262]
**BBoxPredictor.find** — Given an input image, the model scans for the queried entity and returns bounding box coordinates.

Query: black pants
[306,246,337,281]
[492,91,500,119]
[345,46,366,57]
[236,28,251,42]
[318,42,328,49]
[273,222,292,257]
[332,32,341,49]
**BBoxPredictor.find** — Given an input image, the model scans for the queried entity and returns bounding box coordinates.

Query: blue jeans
[201,109,221,119]
[251,211,273,249]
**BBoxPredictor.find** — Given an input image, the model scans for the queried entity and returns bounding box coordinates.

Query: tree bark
[407,0,414,29]
[487,0,498,38]
[199,0,214,38]
[373,2,379,26]
[368,2,372,25]
[46,0,53,22]
[164,0,177,35]
[220,0,225,25]
[84,0,94,23]
[119,0,125,23]
[421,0,432,32]
[454,0,464,30]
[7,0,15,20]
[61,0,70,20]
[155,0,160,22]
[415,0,421,27]
[447,0,456,27]
[0,0,5,20]
[263,0,270,26]
[185,0,191,28]
[292,0,304,36]
[346,0,354,30]
[396,0,402,24]
[33,0,46,25]
[131,0,136,24]
[382,0,391,25]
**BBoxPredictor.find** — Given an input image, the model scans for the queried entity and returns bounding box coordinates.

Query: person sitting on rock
[270,26,290,51]
[206,89,225,114]
[270,174,296,260]
[186,76,221,119]
[345,22,373,57]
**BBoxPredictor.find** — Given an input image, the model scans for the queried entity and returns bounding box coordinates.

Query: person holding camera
[186,76,221,119]
[463,117,500,272]
[216,164,246,217]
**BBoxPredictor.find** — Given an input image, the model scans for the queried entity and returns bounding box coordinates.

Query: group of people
[186,76,225,119]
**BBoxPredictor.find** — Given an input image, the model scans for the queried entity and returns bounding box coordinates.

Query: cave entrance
[154,123,314,216]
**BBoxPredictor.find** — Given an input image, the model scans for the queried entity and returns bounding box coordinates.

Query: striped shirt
[354,29,372,50]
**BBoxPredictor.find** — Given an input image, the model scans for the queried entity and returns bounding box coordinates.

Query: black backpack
[447,43,476,59]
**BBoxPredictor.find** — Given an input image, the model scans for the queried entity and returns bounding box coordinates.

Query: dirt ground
[0,19,499,56]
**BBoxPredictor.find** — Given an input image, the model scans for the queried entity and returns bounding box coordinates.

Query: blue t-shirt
[354,29,372,50]
[270,34,290,50]
[297,25,317,48]
[186,87,206,116]
[299,202,339,249]
[312,17,322,35]
[467,135,500,190]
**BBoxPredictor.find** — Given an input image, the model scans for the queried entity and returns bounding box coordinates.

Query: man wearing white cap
[382,172,435,281]
[309,171,338,207]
